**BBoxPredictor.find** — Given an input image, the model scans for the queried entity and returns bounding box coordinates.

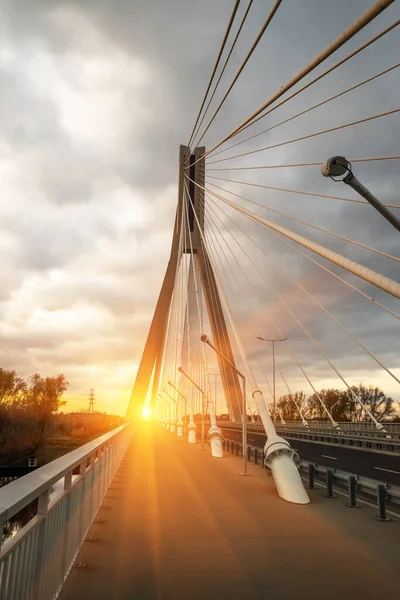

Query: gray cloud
[0,0,399,413]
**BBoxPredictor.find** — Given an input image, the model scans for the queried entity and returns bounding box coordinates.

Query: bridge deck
[61,426,400,600]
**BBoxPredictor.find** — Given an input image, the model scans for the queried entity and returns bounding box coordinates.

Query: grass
[36,431,105,465]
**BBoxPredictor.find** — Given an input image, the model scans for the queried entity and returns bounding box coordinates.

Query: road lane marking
[321,455,338,460]
[374,467,400,475]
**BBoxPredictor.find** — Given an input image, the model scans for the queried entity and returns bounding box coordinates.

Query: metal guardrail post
[325,469,336,498]
[346,475,359,508]
[308,464,315,489]
[60,471,73,578]
[32,489,49,598]
[376,484,391,521]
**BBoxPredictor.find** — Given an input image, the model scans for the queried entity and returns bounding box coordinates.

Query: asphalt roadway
[61,426,400,600]
[220,426,400,486]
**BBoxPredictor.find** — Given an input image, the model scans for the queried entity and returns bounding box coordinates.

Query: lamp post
[168,381,187,437]
[321,156,400,234]
[178,367,205,449]
[201,335,248,475]
[257,337,287,427]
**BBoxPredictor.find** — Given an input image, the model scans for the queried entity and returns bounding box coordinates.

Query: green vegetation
[277,384,397,422]
[0,367,123,467]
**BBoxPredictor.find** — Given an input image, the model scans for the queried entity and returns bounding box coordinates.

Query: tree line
[0,368,68,464]
[276,384,398,422]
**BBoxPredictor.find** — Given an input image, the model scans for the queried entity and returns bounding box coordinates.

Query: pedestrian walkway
[61,425,400,600]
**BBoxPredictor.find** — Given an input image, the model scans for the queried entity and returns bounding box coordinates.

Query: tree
[343,384,395,422]
[304,388,348,421]
[0,371,69,463]
[23,374,68,454]
[278,392,307,421]
[24,373,68,415]
[0,368,26,407]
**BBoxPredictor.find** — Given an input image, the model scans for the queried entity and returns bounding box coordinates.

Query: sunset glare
[141,405,152,420]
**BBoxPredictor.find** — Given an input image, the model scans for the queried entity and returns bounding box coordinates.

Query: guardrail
[215,419,400,437]
[299,461,400,517]
[222,439,400,518]
[0,422,134,600]
[217,421,400,453]
[277,421,400,434]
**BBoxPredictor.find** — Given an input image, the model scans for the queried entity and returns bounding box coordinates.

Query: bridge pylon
[126,145,243,423]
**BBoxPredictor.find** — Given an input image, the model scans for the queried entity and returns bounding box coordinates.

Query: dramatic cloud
[0,0,399,415]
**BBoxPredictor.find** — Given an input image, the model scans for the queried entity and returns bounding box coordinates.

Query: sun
[141,405,152,420]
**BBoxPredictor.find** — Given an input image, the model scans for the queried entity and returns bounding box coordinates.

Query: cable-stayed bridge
[1,0,400,598]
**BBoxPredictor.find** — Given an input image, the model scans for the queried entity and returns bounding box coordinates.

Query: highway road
[220,426,400,487]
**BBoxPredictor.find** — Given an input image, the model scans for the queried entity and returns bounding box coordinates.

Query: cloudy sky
[0,0,399,415]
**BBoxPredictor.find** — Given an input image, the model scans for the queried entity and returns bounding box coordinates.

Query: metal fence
[0,423,134,600]
[277,421,400,434]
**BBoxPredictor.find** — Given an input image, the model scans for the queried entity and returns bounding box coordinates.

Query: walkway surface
[61,425,400,600]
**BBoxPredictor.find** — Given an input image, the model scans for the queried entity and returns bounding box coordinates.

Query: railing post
[32,489,49,598]
[106,442,112,489]
[0,512,5,550]
[346,475,359,508]
[86,454,95,527]
[376,484,390,521]
[324,469,336,498]
[59,471,73,586]
[308,464,315,489]
[77,459,88,543]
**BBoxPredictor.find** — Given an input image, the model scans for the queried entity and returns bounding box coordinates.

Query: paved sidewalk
[60,425,400,600]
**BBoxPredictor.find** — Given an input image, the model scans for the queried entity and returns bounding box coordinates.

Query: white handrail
[0,422,134,600]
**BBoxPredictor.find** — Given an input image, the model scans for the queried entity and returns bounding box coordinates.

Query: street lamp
[178,367,205,449]
[321,156,400,234]
[201,334,248,476]
[257,337,287,426]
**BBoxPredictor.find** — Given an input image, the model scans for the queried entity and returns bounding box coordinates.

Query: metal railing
[217,421,400,452]
[216,419,400,435]
[277,421,400,434]
[222,439,400,517]
[0,423,134,600]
